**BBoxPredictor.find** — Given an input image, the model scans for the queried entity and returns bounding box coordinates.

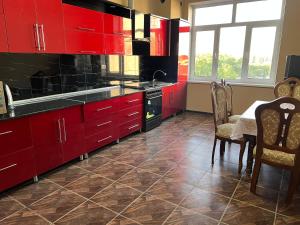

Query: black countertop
[0,87,144,122]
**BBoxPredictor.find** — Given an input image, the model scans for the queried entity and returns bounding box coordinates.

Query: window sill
[188,80,275,88]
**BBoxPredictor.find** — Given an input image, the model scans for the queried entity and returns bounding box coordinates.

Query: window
[190,0,285,84]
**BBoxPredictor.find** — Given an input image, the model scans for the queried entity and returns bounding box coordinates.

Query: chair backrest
[224,84,233,116]
[211,82,228,130]
[274,77,300,100]
[255,97,300,159]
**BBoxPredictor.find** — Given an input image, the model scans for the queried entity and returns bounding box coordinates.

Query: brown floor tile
[116,150,152,167]
[55,201,117,225]
[95,145,128,159]
[221,199,275,225]
[197,173,239,197]
[65,173,113,198]
[146,176,194,205]
[9,179,61,206]
[165,165,206,187]
[179,188,230,220]
[164,207,218,225]
[118,168,161,192]
[76,156,111,172]
[122,194,176,225]
[278,192,300,220]
[107,215,141,225]
[275,215,300,225]
[179,153,215,171]
[30,189,85,222]
[0,195,24,221]
[233,181,278,211]
[0,209,50,225]
[209,160,242,180]
[45,165,88,186]
[153,149,187,163]
[91,183,142,213]
[93,161,134,180]
[139,158,177,176]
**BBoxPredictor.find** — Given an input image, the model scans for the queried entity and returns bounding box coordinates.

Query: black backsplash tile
[0,53,176,101]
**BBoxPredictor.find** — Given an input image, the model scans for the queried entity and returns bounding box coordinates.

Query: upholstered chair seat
[216,123,235,138]
[254,147,295,167]
[229,115,241,123]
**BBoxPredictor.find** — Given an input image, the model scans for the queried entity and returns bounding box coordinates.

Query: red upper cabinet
[3,0,37,53]
[3,0,65,53]
[0,0,8,52]
[34,0,65,53]
[60,106,85,163]
[148,15,168,56]
[103,14,122,35]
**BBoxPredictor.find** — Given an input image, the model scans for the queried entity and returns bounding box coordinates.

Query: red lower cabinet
[0,148,36,192]
[31,110,63,175]
[0,12,8,52]
[119,118,142,139]
[175,82,187,112]
[60,106,85,163]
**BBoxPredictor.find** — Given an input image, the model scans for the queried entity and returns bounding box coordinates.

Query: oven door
[145,95,162,121]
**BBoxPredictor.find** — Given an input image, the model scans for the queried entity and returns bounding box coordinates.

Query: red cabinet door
[162,85,171,120]
[35,0,65,53]
[63,4,104,34]
[104,14,123,35]
[60,106,85,163]
[105,34,124,55]
[175,82,187,112]
[150,16,168,56]
[3,0,37,53]
[65,30,104,54]
[31,111,63,175]
[0,1,8,52]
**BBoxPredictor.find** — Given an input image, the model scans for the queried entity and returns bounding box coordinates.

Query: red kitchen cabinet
[60,106,85,163]
[175,82,187,112]
[162,85,172,120]
[3,0,65,53]
[31,110,63,175]
[63,4,104,34]
[162,84,185,120]
[65,30,104,54]
[105,34,124,55]
[0,148,36,192]
[0,1,8,52]
[104,14,123,35]
[34,0,65,53]
[149,15,168,56]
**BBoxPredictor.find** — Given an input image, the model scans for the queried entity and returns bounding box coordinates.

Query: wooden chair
[210,82,247,173]
[223,83,241,123]
[251,97,300,204]
[274,77,300,100]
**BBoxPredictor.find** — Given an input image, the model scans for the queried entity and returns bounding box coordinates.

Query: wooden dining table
[231,101,269,177]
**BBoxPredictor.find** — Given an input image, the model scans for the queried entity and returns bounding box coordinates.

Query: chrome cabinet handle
[0,131,13,136]
[97,136,112,143]
[79,50,97,54]
[0,163,17,172]
[127,99,140,103]
[34,24,41,51]
[40,24,46,51]
[62,118,67,143]
[97,121,112,127]
[128,124,139,130]
[148,95,162,100]
[96,106,112,112]
[57,119,62,144]
[77,26,96,32]
[128,112,139,117]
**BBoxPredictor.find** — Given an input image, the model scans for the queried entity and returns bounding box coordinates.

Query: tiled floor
[1,112,300,225]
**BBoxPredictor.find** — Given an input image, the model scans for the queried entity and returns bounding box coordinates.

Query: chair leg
[286,171,300,204]
[211,137,217,165]
[238,142,246,174]
[220,140,226,156]
[250,159,261,194]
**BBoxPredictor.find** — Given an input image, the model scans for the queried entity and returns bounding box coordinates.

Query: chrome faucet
[4,84,14,109]
[152,70,167,87]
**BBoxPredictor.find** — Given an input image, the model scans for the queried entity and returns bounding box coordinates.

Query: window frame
[189,0,286,85]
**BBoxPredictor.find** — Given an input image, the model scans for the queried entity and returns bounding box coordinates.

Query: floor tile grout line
[218,178,243,225]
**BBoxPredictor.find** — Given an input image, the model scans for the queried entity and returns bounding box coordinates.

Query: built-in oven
[143,88,162,131]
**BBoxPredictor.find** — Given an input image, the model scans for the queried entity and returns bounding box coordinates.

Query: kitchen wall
[183,0,300,114]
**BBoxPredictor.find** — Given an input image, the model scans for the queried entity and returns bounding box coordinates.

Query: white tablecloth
[231,101,268,140]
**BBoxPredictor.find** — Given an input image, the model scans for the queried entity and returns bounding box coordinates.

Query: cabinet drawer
[63,4,104,33]
[84,98,119,121]
[65,30,104,54]
[0,148,36,192]
[119,119,142,139]
[85,116,116,137]
[0,118,32,157]
[119,93,143,110]
[119,104,143,124]
[85,129,115,153]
